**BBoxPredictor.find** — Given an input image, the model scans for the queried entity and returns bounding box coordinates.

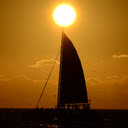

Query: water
[0,109,128,128]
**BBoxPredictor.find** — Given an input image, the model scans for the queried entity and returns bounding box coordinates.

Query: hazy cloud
[106,75,121,80]
[87,75,128,109]
[0,75,4,78]
[0,74,58,108]
[112,54,128,58]
[12,75,43,84]
[0,75,10,82]
[0,74,42,84]
[28,59,60,68]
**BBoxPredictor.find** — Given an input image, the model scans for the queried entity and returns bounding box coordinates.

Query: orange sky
[0,0,128,109]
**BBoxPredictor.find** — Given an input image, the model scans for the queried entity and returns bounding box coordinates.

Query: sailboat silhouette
[36,32,90,110]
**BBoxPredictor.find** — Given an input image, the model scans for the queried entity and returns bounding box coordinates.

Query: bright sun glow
[53,4,76,26]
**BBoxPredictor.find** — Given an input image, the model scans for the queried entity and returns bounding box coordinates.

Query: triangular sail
[58,32,88,106]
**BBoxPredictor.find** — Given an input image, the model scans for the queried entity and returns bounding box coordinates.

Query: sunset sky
[0,0,128,109]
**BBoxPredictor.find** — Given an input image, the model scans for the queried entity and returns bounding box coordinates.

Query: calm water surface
[0,109,128,128]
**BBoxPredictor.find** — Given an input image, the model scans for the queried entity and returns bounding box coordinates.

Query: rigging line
[36,48,61,108]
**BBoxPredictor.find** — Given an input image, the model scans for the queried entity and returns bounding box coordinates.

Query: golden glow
[53,4,76,26]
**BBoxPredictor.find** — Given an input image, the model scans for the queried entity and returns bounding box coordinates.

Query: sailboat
[36,31,90,110]
[57,32,90,110]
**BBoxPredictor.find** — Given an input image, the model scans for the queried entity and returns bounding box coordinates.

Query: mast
[57,28,64,107]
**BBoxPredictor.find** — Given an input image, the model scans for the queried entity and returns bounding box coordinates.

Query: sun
[53,4,76,26]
